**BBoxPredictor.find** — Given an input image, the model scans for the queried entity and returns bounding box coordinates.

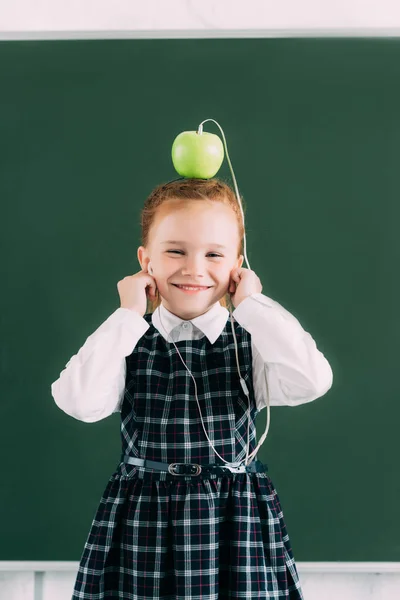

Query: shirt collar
[152,301,230,344]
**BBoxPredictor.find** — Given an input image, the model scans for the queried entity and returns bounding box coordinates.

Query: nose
[180,257,208,279]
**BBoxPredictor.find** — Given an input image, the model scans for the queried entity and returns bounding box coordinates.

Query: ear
[237,254,244,269]
[137,246,149,271]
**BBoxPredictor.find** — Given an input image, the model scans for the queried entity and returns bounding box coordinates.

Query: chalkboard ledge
[0,561,399,573]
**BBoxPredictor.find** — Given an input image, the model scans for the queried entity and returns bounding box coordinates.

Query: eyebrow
[161,240,227,249]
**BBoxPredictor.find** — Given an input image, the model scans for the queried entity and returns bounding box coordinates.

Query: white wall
[1,1,399,598]
[1,0,400,37]
[1,563,400,600]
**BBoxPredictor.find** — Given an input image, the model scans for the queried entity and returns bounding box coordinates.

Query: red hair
[140,177,247,313]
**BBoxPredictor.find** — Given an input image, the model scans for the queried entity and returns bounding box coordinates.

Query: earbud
[148,263,153,275]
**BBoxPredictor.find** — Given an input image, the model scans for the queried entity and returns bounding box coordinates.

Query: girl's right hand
[117,269,158,317]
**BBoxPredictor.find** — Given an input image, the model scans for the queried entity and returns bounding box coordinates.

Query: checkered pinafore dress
[72,312,304,599]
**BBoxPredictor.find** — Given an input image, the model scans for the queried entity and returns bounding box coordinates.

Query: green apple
[171,130,224,178]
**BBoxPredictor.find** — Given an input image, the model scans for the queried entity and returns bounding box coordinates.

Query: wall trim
[1,29,400,40]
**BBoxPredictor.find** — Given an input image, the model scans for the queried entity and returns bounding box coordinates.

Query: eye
[167,250,222,258]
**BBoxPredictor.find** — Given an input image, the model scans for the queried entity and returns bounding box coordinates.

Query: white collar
[152,301,230,344]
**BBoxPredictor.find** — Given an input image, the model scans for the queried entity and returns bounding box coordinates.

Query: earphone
[146,259,270,469]
[143,120,270,469]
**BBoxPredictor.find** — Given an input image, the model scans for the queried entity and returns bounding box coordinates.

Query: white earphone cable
[157,305,270,468]
[150,119,271,468]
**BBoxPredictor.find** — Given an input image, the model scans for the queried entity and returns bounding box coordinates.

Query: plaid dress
[72,312,304,599]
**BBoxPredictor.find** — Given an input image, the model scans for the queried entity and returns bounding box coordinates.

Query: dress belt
[122,455,267,476]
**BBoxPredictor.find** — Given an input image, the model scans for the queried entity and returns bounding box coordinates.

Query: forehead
[151,200,239,246]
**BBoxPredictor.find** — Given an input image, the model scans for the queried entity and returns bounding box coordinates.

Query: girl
[52,177,333,599]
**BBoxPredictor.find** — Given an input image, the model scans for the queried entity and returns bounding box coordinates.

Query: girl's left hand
[228,267,263,308]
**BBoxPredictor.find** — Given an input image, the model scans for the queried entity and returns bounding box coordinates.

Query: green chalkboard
[1,37,399,562]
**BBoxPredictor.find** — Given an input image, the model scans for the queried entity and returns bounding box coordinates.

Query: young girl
[52,177,333,599]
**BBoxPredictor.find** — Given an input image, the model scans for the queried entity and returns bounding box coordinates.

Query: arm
[233,293,333,409]
[51,308,150,422]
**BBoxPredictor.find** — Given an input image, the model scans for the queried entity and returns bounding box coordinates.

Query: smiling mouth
[172,284,212,289]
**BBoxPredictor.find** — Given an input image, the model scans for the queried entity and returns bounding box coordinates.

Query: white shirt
[51,293,333,423]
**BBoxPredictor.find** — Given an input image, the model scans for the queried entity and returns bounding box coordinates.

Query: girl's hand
[117,269,158,317]
[228,267,263,308]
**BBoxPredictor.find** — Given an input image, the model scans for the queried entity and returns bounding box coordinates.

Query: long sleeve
[51,308,150,423]
[232,293,333,409]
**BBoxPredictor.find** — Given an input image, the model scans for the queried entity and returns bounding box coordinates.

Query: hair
[140,177,247,314]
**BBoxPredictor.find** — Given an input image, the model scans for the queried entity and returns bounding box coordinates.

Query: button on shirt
[51,293,333,423]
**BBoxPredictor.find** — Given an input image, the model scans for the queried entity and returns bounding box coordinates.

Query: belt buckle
[168,463,202,476]
[226,464,244,473]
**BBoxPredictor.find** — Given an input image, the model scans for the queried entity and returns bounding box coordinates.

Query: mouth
[172,284,213,292]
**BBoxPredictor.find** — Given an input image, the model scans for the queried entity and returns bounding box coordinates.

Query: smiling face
[137,198,244,320]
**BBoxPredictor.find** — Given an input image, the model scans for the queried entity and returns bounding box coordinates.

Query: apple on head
[171,130,224,179]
